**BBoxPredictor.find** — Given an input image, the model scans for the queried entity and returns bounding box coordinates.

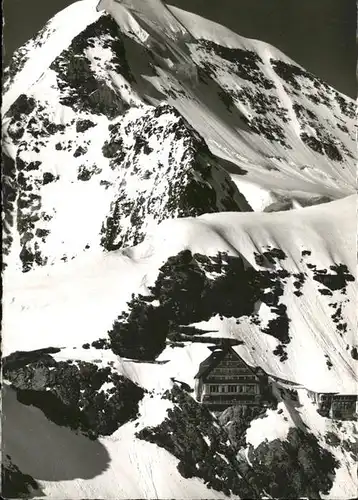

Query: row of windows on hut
[209,384,259,394]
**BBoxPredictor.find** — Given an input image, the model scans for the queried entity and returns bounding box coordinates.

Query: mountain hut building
[194,346,267,411]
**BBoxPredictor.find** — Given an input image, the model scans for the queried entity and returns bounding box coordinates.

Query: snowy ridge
[4,196,356,391]
[99,0,192,41]
[3,61,249,272]
[2,196,358,499]
[2,0,101,117]
[3,0,356,212]
[97,0,356,203]
[133,196,357,394]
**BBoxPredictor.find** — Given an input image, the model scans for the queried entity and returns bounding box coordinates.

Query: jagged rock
[3,349,145,439]
[1,455,43,499]
[137,385,259,498]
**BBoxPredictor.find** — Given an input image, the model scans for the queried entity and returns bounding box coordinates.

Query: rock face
[247,427,340,499]
[136,385,260,499]
[99,104,251,251]
[1,454,44,499]
[4,92,249,273]
[2,14,250,273]
[3,348,144,439]
[108,249,296,361]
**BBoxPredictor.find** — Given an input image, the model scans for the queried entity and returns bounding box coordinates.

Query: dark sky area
[3,0,357,97]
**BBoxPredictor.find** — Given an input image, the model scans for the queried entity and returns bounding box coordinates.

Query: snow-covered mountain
[1,0,357,499]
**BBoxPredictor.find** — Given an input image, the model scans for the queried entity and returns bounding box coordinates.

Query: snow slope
[94,0,357,205]
[4,196,357,388]
[2,195,357,499]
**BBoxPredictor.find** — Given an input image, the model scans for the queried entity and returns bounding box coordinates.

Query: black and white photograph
[1,0,357,498]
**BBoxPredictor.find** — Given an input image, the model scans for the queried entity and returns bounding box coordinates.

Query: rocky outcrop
[108,248,295,361]
[1,455,44,499]
[4,94,250,272]
[137,385,259,498]
[3,349,145,439]
[100,104,251,250]
[247,428,339,499]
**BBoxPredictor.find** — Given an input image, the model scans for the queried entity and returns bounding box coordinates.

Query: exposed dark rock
[50,15,133,119]
[325,431,341,447]
[76,119,96,133]
[254,247,287,267]
[92,339,110,350]
[219,404,274,450]
[35,228,50,239]
[3,18,55,95]
[325,354,333,370]
[2,152,17,268]
[262,304,290,347]
[3,347,61,372]
[7,94,36,120]
[137,385,259,498]
[77,164,101,181]
[271,59,324,94]
[312,264,355,292]
[3,349,144,439]
[1,455,44,499]
[301,132,343,162]
[42,172,57,185]
[248,427,340,499]
[335,93,356,119]
[102,138,124,159]
[351,347,358,360]
[100,105,251,251]
[292,272,306,297]
[201,40,273,89]
[108,249,292,361]
[242,114,289,147]
[272,343,289,362]
[73,146,88,158]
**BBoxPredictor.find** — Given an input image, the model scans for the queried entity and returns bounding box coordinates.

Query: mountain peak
[3,0,355,271]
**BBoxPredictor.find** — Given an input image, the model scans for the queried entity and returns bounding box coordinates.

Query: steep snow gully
[1,0,357,499]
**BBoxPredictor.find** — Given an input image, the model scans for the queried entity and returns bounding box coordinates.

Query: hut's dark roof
[194,346,258,379]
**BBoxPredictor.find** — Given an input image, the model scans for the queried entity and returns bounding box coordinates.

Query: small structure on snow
[306,390,358,420]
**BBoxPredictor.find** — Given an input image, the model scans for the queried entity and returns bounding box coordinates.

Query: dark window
[210,385,219,393]
[336,401,354,410]
[243,385,256,394]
